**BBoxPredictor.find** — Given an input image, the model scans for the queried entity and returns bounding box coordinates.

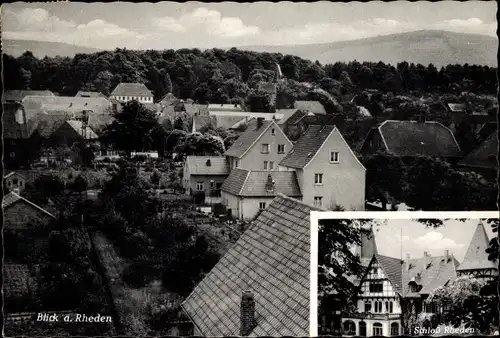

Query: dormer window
[271,128,275,135]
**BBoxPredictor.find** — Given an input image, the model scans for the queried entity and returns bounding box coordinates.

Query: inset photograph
[313,212,499,337]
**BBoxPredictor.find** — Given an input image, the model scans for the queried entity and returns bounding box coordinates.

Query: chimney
[444,250,449,261]
[240,290,256,336]
[256,117,264,130]
[406,253,411,271]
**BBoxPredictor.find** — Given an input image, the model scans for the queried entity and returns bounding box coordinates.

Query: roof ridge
[4,191,56,218]
[276,193,326,211]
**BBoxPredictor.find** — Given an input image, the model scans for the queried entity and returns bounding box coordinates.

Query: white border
[309,211,499,337]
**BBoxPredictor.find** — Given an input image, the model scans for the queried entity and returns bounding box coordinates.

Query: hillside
[241,30,498,68]
[3,39,102,58]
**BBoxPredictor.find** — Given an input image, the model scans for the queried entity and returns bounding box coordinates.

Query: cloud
[2,8,144,49]
[432,17,496,36]
[152,7,260,38]
[412,231,465,253]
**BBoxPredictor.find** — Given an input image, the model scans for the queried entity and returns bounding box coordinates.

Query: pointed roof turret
[354,226,379,266]
[457,220,497,271]
[274,62,284,83]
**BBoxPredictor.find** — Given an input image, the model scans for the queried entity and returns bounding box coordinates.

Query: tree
[24,174,65,205]
[92,70,113,95]
[245,88,273,112]
[318,218,373,314]
[103,101,160,157]
[174,117,185,131]
[164,71,173,94]
[71,175,88,195]
[174,133,225,159]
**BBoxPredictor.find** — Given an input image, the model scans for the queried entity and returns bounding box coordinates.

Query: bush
[122,262,157,288]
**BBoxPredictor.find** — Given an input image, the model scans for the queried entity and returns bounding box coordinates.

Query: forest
[3,47,498,105]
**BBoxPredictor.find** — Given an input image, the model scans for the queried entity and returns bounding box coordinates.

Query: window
[314,196,323,207]
[269,161,274,170]
[364,301,372,313]
[424,302,437,313]
[264,161,268,170]
[373,323,383,336]
[13,179,18,186]
[10,152,15,158]
[314,173,323,185]
[390,323,399,336]
[277,144,285,154]
[259,202,266,210]
[196,182,204,191]
[271,128,276,135]
[343,320,356,336]
[235,160,240,168]
[389,301,394,313]
[369,283,383,293]
[210,181,215,189]
[261,144,270,154]
[374,301,383,313]
[8,181,12,187]
[330,151,340,163]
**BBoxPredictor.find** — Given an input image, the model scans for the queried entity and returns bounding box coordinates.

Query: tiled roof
[182,194,317,336]
[402,254,460,297]
[447,103,467,113]
[208,103,243,112]
[3,90,54,102]
[4,171,27,180]
[2,103,39,139]
[2,192,56,218]
[375,254,404,294]
[33,113,72,138]
[287,110,312,125]
[457,221,497,271]
[159,92,178,104]
[62,120,99,139]
[224,119,274,158]
[378,120,462,157]
[184,103,209,116]
[220,168,249,195]
[279,124,336,169]
[294,100,326,115]
[276,109,300,125]
[221,169,302,197]
[458,132,498,170]
[187,156,229,175]
[193,115,245,132]
[22,95,113,116]
[110,83,153,97]
[75,91,106,98]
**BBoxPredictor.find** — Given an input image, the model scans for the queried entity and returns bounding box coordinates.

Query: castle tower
[354,226,379,267]
[457,220,498,280]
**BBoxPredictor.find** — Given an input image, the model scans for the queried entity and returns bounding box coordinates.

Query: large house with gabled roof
[109,82,154,104]
[279,124,366,211]
[224,118,292,171]
[183,156,229,199]
[182,194,319,336]
[333,220,497,337]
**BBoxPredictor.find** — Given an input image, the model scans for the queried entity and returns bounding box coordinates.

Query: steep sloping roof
[294,100,326,115]
[378,120,462,157]
[224,119,273,158]
[403,254,460,297]
[3,103,39,139]
[184,103,209,116]
[221,169,302,197]
[4,171,27,180]
[181,194,317,336]
[279,125,336,169]
[3,90,54,102]
[276,109,300,125]
[61,120,99,139]
[110,83,153,97]
[458,221,497,271]
[159,92,177,104]
[458,132,498,170]
[75,91,106,98]
[187,156,229,175]
[2,191,56,218]
[376,254,404,294]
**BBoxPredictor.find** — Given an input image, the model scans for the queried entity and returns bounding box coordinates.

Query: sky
[371,218,496,263]
[1,1,497,49]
